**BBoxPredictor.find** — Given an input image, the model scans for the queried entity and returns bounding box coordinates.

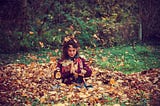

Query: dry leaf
[0,62,159,105]
[29,31,34,35]
[55,71,61,79]
[101,57,108,62]
[50,57,57,63]
[39,41,44,48]
[54,103,65,106]
[113,104,121,106]
[40,96,46,103]
[110,78,116,85]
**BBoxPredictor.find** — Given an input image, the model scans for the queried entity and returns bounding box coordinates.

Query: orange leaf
[110,78,116,85]
[30,62,37,68]
[27,54,38,60]
[40,96,46,103]
[55,71,61,79]
[50,57,57,63]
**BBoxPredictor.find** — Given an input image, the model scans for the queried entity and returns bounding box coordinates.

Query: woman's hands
[61,59,87,78]
[70,62,79,78]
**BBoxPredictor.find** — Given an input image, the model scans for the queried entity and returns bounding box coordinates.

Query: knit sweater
[57,57,92,84]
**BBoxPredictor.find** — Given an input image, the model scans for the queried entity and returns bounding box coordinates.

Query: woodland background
[0,0,160,53]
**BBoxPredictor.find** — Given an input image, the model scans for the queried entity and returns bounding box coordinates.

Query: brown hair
[62,36,80,59]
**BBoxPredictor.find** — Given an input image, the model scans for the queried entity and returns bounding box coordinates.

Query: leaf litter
[0,59,160,106]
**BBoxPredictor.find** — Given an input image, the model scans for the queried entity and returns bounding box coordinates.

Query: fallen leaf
[110,78,116,85]
[54,103,65,106]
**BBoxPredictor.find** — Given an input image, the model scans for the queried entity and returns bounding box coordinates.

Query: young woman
[56,36,92,85]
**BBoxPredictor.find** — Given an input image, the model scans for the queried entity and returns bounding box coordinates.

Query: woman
[56,36,92,85]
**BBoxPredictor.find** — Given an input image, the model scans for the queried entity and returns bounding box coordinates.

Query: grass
[82,44,160,74]
[0,43,160,74]
[0,43,159,105]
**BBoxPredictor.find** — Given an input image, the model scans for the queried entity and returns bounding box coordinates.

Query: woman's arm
[57,59,73,79]
[81,58,92,77]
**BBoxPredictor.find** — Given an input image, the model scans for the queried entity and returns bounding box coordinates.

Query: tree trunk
[139,21,142,41]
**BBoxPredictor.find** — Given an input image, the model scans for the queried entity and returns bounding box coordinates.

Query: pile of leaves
[0,58,160,105]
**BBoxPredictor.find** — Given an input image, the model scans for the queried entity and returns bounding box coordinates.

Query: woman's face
[67,45,77,58]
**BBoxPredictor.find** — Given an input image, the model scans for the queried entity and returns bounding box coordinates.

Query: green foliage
[82,44,160,74]
[0,0,140,52]
[1,0,160,53]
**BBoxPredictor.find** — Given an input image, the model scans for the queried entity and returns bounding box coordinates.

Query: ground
[0,61,159,106]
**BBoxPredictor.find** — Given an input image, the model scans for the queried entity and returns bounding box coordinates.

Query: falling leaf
[29,31,34,35]
[39,41,44,48]
[69,25,74,30]
[65,31,69,34]
[58,29,62,32]
[93,34,100,40]
[55,49,59,53]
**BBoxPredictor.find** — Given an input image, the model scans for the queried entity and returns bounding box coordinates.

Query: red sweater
[57,57,92,84]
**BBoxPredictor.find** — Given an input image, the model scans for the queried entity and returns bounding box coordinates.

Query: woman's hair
[62,36,80,59]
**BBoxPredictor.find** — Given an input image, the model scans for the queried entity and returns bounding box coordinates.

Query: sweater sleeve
[81,58,92,77]
[57,59,73,79]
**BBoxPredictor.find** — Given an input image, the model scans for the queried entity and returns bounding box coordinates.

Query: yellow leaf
[118,61,124,66]
[48,91,57,95]
[89,96,98,104]
[79,92,88,98]
[60,83,66,87]
[55,71,61,79]
[30,62,37,68]
[110,78,116,85]
[46,104,52,106]
[50,63,57,70]
[50,57,57,63]
[29,31,34,35]
[109,86,115,91]
[101,57,108,62]
[65,31,69,34]
[39,41,44,48]
[54,103,65,106]
[93,34,100,40]
[113,104,121,106]
[58,29,62,32]
[40,96,46,103]
[22,91,28,97]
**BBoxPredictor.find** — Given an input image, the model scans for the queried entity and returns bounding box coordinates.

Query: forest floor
[0,63,159,106]
[0,43,160,105]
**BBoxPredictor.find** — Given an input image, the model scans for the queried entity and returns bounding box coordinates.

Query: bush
[0,0,139,52]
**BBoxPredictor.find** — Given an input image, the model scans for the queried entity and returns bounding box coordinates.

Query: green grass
[81,44,160,74]
[0,48,61,66]
[0,44,160,74]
